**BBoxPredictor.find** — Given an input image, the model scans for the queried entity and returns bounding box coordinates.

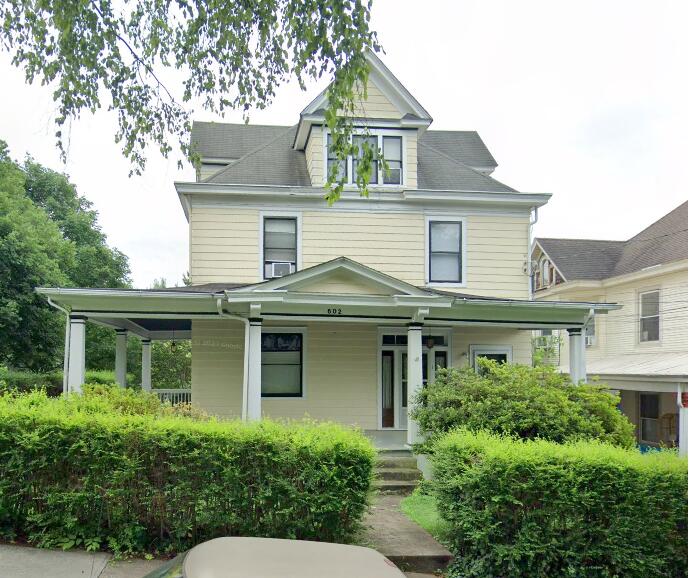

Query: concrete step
[377,449,413,458]
[376,456,418,469]
[377,468,422,481]
[373,479,418,495]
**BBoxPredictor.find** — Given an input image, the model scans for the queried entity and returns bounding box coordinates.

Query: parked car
[143,536,406,578]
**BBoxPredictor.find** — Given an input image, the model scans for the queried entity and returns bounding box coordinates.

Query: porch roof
[38,258,620,339]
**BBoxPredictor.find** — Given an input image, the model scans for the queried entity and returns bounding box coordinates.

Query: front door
[380,343,448,429]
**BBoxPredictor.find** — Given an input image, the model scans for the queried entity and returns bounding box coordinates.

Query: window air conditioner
[270,262,293,278]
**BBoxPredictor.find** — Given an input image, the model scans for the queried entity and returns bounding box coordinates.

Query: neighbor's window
[352,135,378,184]
[382,136,403,185]
[639,393,660,444]
[639,290,660,342]
[263,217,297,279]
[326,134,347,181]
[429,220,462,283]
[261,332,303,397]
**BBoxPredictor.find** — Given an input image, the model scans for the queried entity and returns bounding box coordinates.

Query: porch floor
[364,429,408,450]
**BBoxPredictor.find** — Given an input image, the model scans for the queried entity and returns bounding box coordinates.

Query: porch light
[425,336,436,350]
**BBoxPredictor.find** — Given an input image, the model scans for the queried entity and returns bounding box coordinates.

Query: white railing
[153,389,192,405]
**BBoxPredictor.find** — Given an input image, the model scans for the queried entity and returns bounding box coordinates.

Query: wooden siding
[349,79,402,119]
[305,127,324,186]
[542,268,688,360]
[189,204,531,299]
[191,319,532,426]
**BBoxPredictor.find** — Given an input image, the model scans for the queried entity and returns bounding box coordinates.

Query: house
[532,202,688,454]
[38,50,618,449]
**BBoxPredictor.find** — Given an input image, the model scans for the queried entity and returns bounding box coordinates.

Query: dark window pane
[327,134,347,180]
[640,316,660,342]
[640,394,659,419]
[352,135,378,184]
[261,333,302,397]
[641,291,660,317]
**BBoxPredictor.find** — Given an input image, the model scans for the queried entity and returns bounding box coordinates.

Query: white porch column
[677,384,688,456]
[115,329,128,388]
[407,322,424,446]
[246,317,263,421]
[568,328,586,384]
[66,315,86,394]
[141,339,152,392]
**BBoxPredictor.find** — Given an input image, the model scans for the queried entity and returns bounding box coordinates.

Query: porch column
[115,329,128,388]
[678,384,688,456]
[407,322,424,446]
[246,318,263,421]
[66,315,86,394]
[141,339,152,392]
[568,327,586,384]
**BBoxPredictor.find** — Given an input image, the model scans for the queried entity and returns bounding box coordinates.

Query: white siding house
[39,50,617,448]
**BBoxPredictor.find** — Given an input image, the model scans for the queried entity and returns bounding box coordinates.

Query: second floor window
[326,132,404,185]
[639,290,660,342]
[263,217,297,279]
[429,220,462,283]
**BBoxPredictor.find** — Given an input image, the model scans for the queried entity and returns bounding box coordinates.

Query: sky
[0,0,690,288]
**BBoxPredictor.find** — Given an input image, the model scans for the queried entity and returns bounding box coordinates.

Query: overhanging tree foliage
[1,0,380,202]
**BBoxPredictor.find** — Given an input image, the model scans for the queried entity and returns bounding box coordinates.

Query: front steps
[373,450,421,495]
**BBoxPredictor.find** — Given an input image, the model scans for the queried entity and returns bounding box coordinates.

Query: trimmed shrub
[412,362,635,448]
[433,430,687,578]
[0,389,375,554]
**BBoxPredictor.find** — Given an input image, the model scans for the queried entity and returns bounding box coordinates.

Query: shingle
[536,201,688,281]
[206,126,312,186]
[191,122,291,160]
[419,130,497,171]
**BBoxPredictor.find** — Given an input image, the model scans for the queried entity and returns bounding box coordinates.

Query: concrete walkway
[363,495,452,574]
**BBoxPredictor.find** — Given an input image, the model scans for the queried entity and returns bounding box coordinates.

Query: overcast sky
[0,0,690,288]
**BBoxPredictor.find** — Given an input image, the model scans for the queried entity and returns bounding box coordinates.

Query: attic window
[325,130,404,186]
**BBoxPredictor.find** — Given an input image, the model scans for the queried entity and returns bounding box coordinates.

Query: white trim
[260,326,308,400]
[377,326,452,430]
[258,210,303,282]
[469,344,513,372]
[424,216,467,287]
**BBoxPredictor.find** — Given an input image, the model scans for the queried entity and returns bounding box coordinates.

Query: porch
[38,258,619,447]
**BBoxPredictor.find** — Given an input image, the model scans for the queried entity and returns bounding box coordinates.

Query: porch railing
[153,389,192,405]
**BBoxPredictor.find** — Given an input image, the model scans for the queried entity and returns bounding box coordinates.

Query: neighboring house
[38,50,617,449]
[532,202,688,454]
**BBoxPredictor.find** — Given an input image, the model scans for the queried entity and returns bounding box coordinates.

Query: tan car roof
[183,537,405,578]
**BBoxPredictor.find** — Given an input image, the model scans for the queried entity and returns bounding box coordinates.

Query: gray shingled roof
[419,130,497,170]
[536,202,688,281]
[190,121,510,192]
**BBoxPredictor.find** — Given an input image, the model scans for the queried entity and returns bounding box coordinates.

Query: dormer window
[325,130,405,186]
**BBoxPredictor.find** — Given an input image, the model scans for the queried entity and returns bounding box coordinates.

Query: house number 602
[327,308,342,315]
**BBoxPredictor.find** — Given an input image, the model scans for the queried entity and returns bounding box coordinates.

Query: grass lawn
[400,490,449,543]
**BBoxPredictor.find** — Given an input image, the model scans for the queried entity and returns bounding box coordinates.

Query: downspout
[528,206,539,300]
[47,296,70,395]
[216,297,250,420]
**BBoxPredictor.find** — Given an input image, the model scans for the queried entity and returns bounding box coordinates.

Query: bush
[433,430,687,578]
[0,368,136,397]
[0,388,375,554]
[412,362,635,448]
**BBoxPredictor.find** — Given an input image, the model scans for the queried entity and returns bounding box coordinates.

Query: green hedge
[0,389,375,554]
[433,430,687,578]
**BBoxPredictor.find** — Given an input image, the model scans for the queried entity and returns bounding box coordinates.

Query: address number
[327,308,343,315]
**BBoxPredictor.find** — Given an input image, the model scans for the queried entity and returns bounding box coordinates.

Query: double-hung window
[428,219,463,283]
[263,217,297,279]
[382,136,402,184]
[261,332,303,397]
[352,135,378,184]
[326,134,347,181]
[639,290,660,342]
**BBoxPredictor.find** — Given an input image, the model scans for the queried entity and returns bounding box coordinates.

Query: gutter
[216,298,250,420]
